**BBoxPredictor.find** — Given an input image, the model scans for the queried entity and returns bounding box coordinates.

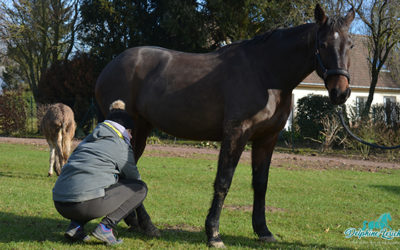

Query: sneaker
[64,221,90,242]
[92,223,123,245]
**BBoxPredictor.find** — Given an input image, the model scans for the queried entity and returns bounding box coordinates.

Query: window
[384,96,396,107]
[383,96,397,125]
[356,96,367,117]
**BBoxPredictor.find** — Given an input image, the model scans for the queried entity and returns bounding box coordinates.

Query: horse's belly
[139,94,225,141]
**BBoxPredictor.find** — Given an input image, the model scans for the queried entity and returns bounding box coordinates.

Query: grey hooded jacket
[52,122,140,202]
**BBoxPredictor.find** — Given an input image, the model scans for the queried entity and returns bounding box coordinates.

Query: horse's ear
[344,7,355,26]
[315,4,327,26]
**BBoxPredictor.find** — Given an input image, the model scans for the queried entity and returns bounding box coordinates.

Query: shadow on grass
[0,170,48,180]
[0,212,351,249]
[125,226,352,249]
[370,185,400,196]
[0,212,98,245]
[0,212,66,243]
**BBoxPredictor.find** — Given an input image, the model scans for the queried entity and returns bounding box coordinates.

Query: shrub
[341,102,400,159]
[319,114,343,152]
[0,90,27,135]
[371,102,400,129]
[147,136,161,145]
[295,94,337,141]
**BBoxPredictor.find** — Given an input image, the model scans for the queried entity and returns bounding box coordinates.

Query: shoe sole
[65,232,91,242]
[92,231,122,245]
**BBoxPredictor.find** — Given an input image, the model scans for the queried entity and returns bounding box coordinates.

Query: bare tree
[346,0,400,116]
[387,43,400,84]
[0,0,79,102]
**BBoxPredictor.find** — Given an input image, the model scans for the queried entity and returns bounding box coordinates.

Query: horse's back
[96,46,226,140]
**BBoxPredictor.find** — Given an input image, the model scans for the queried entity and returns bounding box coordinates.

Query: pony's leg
[54,129,64,176]
[205,121,249,248]
[64,121,76,161]
[63,135,72,161]
[251,134,278,242]
[48,144,55,177]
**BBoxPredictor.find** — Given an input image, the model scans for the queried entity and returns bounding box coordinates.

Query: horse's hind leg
[205,120,249,248]
[48,143,56,177]
[251,134,278,242]
[132,118,152,162]
[54,129,64,176]
[129,117,160,237]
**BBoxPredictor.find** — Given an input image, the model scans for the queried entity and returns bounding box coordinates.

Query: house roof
[301,35,400,90]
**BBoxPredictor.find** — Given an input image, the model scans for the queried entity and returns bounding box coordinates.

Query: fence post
[30,96,33,133]
[291,106,294,152]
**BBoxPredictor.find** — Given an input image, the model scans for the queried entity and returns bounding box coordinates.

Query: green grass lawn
[0,143,400,249]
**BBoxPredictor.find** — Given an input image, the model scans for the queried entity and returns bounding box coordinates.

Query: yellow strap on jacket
[103,122,123,139]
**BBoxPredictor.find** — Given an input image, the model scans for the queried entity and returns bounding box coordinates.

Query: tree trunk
[362,70,379,117]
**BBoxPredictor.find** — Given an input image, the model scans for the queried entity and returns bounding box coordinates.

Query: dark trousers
[54,179,147,228]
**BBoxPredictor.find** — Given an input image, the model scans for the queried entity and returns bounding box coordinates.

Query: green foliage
[37,52,100,134]
[295,94,337,141]
[197,141,219,149]
[79,0,319,64]
[146,136,161,145]
[0,90,27,135]
[204,1,317,47]
[148,0,209,52]
[79,0,209,64]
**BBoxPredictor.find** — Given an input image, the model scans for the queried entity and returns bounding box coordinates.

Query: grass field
[0,142,400,249]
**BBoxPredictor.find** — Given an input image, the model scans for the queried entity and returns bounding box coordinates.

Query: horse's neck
[248,23,318,91]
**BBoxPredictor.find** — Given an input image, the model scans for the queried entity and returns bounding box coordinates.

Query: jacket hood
[84,123,115,142]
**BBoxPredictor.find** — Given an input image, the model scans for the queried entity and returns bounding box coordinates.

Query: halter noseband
[315,35,351,84]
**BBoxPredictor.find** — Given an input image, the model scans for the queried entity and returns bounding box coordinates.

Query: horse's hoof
[208,240,226,248]
[143,226,161,238]
[47,173,52,177]
[259,235,277,242]
[140,220,161,238]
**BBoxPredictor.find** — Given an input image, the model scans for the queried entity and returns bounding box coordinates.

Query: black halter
[315,35,351,84]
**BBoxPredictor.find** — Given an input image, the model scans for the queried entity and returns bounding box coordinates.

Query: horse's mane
[215,16,347,54]
[215,30,277,53]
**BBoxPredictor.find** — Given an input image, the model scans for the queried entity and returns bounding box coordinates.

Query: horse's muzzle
[329,87,351,105]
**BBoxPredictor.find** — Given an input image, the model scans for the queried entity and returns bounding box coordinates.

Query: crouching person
[52,106,154,245]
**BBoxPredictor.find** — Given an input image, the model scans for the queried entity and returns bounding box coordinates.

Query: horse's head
[314,4,355,105]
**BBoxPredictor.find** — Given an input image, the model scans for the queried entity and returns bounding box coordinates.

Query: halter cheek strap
[315,49,351,84]
[315,31,351,85]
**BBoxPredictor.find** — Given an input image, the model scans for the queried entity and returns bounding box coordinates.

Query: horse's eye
[350,44,354,49]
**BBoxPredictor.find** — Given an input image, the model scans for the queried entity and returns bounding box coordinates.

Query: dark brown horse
[96,4,354,248]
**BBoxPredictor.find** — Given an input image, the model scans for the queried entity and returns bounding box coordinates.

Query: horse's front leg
[251,134,278,242]
[206,121,249,248]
